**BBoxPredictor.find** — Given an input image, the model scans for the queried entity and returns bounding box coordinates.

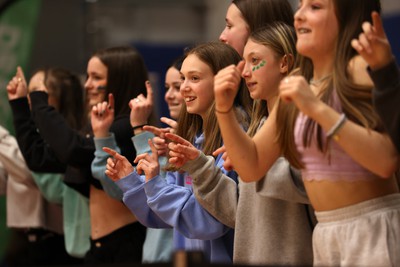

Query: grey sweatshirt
[182,153,315,266]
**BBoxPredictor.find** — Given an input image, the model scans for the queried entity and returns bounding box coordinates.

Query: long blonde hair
[276,0,384,169]
[246,22,297,137]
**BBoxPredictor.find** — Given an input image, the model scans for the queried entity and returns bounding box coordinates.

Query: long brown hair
[43,68,86,130]
[276,0,383,169]
[232,0,294,30]
[92,46,149,117]
[175,42,251,156]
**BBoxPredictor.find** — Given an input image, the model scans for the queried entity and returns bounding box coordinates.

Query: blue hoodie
[115,133,237,263]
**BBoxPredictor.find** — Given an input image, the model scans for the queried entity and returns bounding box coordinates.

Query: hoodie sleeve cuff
[115,171,145,193]
[94,133,119,153]
[181,152,213,182]
[369,59,399,92]
[131,131,155,155]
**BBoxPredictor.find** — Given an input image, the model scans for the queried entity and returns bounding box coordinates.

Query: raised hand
[6,66,28,100]
[213,145,234,171]
[351,11,393,71]
[165,132,200,168]
[214,61,244,113]
[279,75,320,117]
[91,94,115,138]
[149,117,179,156]
[160,116,178,133]
[103,147,134,181]
[134,139,160,182]
[130,81,154,127]
[143,125,170,156]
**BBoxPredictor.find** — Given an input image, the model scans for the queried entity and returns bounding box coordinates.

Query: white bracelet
[326,113,347,140]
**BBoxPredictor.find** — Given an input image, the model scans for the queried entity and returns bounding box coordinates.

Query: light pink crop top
[294,112,380,182]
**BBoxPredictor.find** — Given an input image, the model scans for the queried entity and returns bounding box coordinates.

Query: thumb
[212,146,225,157]
[236,60,245,73]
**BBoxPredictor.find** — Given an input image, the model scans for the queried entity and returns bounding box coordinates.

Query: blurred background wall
[0,0,399,259]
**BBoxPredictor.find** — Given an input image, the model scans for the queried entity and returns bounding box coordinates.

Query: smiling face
[179,54,214,119]
[164,66,183,120]
[84,56,107,108]
[294,0,339,61]
[242,39,285,103]
[219,3,250,56]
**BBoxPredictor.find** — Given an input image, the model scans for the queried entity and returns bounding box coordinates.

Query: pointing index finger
[102,147,124,161]
[145,81,154,104]
[16,66,26,84]
[160,117,178,129]
[148,139,159,160]
[108,93,115,110]
[371,11,385,38]
[143,125,163,136]
[165,133,191,146]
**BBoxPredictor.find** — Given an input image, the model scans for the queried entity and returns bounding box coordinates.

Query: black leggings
[84,222,146,264]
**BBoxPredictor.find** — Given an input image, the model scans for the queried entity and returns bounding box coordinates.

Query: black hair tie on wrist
[132,124,147,131]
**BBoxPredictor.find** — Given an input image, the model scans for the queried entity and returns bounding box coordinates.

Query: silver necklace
[310,74,332,86]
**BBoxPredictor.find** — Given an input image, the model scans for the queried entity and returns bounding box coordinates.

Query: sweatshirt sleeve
[0,162,6,195]
[131,131,154,155]
[182,152,237,228]
[255,157,309,204]
[370,60,400,153]
[116,171,172,229]
[91,134,123,200]
[144,169,233,240]
[0,126,35,184]
[9,97,66,172]
[30,91,95,166]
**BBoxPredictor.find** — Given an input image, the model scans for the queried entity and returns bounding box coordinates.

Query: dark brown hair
[232,0,294,30]
[92,46,149,117]
[43,68,86,130]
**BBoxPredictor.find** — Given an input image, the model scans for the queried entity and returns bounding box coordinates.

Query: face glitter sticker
[252,60,266,72]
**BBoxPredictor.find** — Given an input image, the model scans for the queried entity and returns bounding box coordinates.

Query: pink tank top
[294,108,379,182]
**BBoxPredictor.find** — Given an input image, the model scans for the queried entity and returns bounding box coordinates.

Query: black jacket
[370,60,400,153]
[10,91,136,197]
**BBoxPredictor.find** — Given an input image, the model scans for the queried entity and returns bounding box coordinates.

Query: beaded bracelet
[326,114,347,141]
